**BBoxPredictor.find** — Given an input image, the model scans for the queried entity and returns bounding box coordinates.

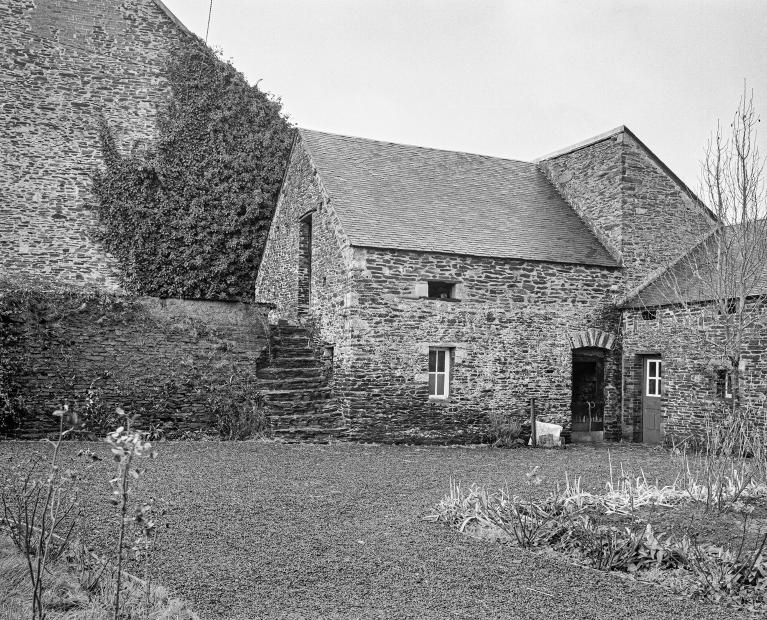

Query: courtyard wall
[2,287,269,437]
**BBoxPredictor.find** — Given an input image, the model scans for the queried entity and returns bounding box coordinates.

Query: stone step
[257,367,324,380]
[273,325,307,335]
[272,338,312,347]
[270,357,322,369]
[258,376,326,390]
[261,388,332,402]
[264,398,336,411]
[267,411,339,425]
[272,346,314,357]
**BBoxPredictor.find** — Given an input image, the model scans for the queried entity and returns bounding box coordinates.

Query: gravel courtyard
[0,441,749,619]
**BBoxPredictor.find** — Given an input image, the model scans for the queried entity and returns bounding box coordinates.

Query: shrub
[486,410,524,447]
[92,37,294,300]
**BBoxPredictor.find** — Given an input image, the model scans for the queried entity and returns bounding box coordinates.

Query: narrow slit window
[717,370,733,399]
[428,348,451,398]
[646,359,662,397]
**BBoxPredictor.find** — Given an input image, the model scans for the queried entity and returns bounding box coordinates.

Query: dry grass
[0,534,198,620]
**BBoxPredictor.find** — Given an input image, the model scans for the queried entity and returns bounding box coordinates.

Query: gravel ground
[0,441,751,619]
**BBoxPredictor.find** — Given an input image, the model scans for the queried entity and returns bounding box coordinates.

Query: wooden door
[642,357,663,444]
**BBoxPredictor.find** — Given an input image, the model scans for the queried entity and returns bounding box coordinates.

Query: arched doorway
[569,329,616,443]
[571,348,605,442]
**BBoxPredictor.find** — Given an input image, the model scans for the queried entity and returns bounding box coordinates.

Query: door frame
[571,347,606,443]
[641,355,663,444]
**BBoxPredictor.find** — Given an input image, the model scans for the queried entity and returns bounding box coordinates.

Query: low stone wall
[2,290,270,437]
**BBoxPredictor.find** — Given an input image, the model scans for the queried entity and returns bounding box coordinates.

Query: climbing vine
[92,37,294,300]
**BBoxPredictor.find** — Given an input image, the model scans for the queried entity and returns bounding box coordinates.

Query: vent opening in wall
[641,309,657,321]
[427,281,455,299]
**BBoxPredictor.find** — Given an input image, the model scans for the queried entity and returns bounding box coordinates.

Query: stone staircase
[257,323,344,441]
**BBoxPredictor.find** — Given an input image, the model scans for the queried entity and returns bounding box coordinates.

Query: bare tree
[638,87,767,416]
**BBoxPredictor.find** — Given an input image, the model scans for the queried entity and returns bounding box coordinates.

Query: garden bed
[430,455,767,614]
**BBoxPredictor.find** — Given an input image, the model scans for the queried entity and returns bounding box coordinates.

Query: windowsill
[428,396,452,404]
[400,295,462,302]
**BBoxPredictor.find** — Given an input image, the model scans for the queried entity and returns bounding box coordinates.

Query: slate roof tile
[622,221,767,308]
[299,129,618,267]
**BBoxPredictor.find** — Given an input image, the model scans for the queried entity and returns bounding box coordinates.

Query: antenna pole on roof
[205,0,213,43]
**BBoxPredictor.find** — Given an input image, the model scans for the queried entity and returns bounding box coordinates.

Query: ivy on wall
[92,37,294,300]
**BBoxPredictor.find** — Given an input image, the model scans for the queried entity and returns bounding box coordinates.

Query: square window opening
[428,348,452,399]
[641,309,657,321]
[722,298,739,315]
[427,281,456,299]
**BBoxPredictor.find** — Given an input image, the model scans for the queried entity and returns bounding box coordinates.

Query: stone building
[255,126,729,444]
[620,222,767,443]
[0,0,190,286]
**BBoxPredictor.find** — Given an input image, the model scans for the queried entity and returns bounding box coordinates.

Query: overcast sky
[163,0,767,191]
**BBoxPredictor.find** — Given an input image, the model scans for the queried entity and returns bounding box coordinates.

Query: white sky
[163,0,767,192]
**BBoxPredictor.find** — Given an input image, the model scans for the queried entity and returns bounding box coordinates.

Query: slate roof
[299,129,618,267]
[622,221,767,308]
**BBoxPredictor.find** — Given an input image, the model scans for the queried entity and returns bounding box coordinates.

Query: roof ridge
[534,126,627,162]
[298,128,532,165]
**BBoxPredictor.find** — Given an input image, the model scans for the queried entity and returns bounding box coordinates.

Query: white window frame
[724,371,733,399]
[429,348,451,399]
[646,359,662,397]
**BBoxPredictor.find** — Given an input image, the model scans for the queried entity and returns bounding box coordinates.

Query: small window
[641,309,657,321]
[716,370,733,399]
[428,348,451,399]
[646,359,662,397]
[723,298,739,315]
[427,281,455,299]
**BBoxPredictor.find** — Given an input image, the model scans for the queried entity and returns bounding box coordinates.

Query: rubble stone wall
[7,294,269,437]
[539,130,716,292]
[0,0,187,286]
[621,301,767,442]
[332,248,623,443]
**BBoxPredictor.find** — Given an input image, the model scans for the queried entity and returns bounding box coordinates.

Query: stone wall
[621,301,767,442]
[332,248,622,443]
[539,130,716,292]
[255,134,352,353]
[0,0,188,286]
[256,138,627,443]
[5,293,269,437]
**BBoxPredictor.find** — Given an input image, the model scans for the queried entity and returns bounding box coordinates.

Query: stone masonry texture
[0,0,187,286]
[622,301,767,443]
[256,136,628,443]
[538,130,716,293]
[255,130,745,444]
[6,294,270,437]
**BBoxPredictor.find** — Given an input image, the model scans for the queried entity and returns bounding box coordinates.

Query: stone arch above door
[569,329,616,350]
